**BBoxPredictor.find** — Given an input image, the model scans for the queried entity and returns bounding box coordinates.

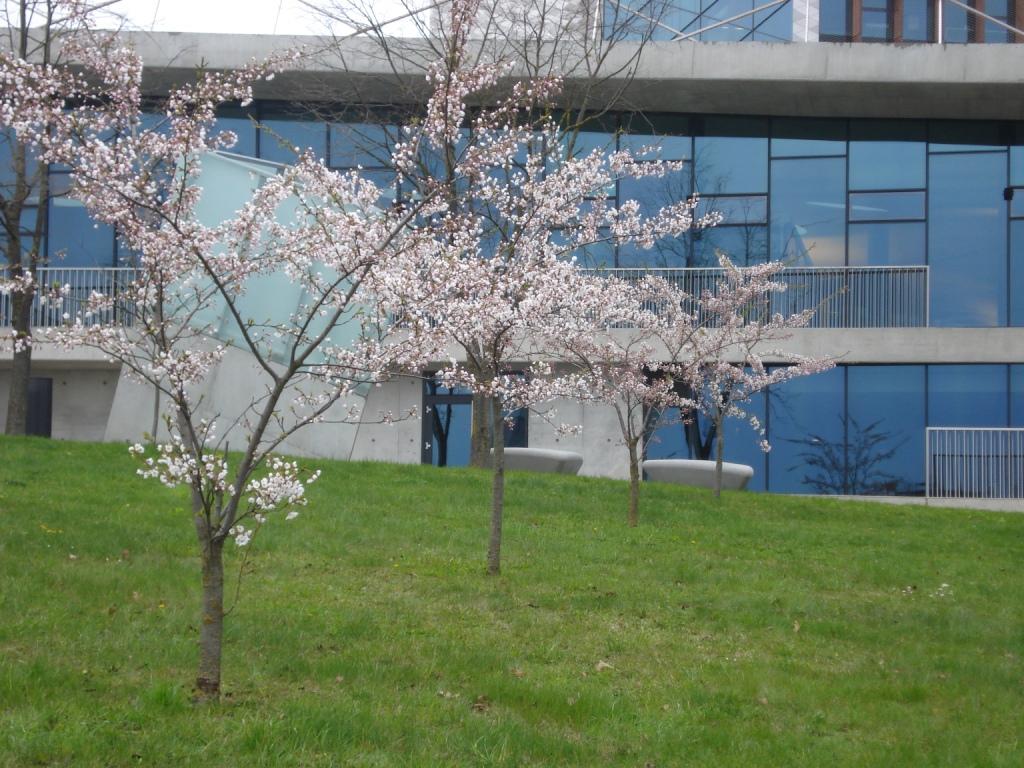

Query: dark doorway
[26,377,53,437]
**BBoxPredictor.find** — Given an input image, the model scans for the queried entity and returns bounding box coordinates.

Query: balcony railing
[1,267,137,329]
[926,427,1024,499]
[584,265,930,329]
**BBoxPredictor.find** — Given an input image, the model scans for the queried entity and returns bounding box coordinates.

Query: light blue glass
[47,198,114,267]
[847,365,926,495]
[819,0,850,39]
[429,402,472,467]
[620,168,691,217]
[1011,220,1024,326]
[329,122,395,168]
[772,118,846,158]
[766,366,845,493]
[902,0,931,41]
[213,116,257,157]
[848,222,925,266]
[693,225,769,266]
[694,136,768,194]
[619,132,690,161]
[770,157,846,266]
[928,365,1008,427]
[848,191,925,221]
[1011,365,1024,426]
[700,0,753,41]
[849,137,926,190]
[984,0,1012,43]
[699,195,767,225]
[259,118,326,164]
[752,1,793,42]
[928,152,1008,327]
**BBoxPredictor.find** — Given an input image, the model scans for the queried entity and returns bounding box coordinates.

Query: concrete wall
[0,364,118,440]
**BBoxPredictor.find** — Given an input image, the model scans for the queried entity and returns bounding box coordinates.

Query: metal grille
[583,265,929,328]
[1,267,136,328]
[926,427,1024,499]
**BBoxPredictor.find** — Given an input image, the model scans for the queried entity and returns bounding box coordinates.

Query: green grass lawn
[1,436,1022,767]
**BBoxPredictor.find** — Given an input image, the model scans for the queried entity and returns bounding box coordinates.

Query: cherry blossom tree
[654,256,837,499]
[375,0,710,573]
[0,0,119,434]
[0,17,446,699]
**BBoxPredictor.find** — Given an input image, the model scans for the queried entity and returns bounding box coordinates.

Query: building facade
[3,0,1024,497]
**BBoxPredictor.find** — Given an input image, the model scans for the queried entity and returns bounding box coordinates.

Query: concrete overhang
[109,30,1024,121]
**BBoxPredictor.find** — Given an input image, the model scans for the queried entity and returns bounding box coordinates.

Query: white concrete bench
[642,459,754,491]
[496,447,584,475]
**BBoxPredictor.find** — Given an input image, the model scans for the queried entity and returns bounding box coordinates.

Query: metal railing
[926,427,1024,499]
[1,267,137,328]
[584,265,929,328]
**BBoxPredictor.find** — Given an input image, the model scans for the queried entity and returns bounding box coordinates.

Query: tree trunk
[5,291,33,436]
[714,421,724,500]
[627,438,641,527]
[470,392,493,469]
[487,396,504,575]
[195,533,225,702]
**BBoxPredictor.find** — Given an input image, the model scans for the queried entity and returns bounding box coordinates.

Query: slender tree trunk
[470,392,493,469]
[487,396,504,575]
[714,421,724,500]
[627,438,641,527]
[195,528,225,702]
[5,291,33,435]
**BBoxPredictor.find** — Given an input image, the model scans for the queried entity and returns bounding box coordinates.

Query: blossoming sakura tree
[377,0,722,574]
[0,15,447,698]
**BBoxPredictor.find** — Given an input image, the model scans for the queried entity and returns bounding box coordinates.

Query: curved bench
[496,447,584,475]
[642,459,754,491]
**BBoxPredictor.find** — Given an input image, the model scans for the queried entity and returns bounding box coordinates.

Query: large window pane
[902,0,932,41]
[213,116,257,157]
[849,124,926,189]
[928,152,1008,326]
[694,136,768,194]
[928,365,1008,427]
[767,367,845,493]
[47,199,114,267]
[771,157,847,266]
[259,118,326,164]
[819,0,850,40]
[849,191,925,221]
[329,122,395,169]
[771,119,846,157]
[752,1,793,42]
[1012,365,1024,426]
[848,366,926,495]
[848,222,925,266]
[1012,220,1024,326]
[693,224,769,266]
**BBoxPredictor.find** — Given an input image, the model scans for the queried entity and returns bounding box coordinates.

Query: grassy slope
[0,436,1022,767]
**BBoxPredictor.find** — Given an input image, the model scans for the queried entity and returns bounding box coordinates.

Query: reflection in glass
[767,367,845,493]
[771,157,846,266]
[1012,221,1024,326]
[694,136,768,194]
[213,116,257,157]
[928,152,1007,326]
[848,191,925,221]
[329,122,395,168]
[848,222,925,266]
[902,0,932,41]
[429,402,472,467]
[1012,365,1024,426]
[928,365,1008,427]
[771,119,846,157]
[860,0,891,40]
[48,200,115,267]
[259,118,326,164]
[847,366,925,495]
[849,135,926,190]
[819,0,850,40]
[693,224,768,266]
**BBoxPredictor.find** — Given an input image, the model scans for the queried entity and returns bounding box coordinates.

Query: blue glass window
[752,1,793,42]
[928,365,1008,427]
[1011,365,1024,426]
[849,122,927,189]
[767,367,845,494]
[620,168,690,217]
[213,116,257,157]
[259,118,325,164]
[848,222,925,266]
[771,157,847,266]
[694,225,768,266]
[1011,220,1024,326]
[941,2,970,43]
[47,178,115,268]
[861,0,892,40]
[329,122,395,168]
[847,366,926,495]
[772,119,846,158]
[694,136,767,194]
[819,0,850,40]
[619,132,690,161]
[928,151,1008,327]
[848,191,925,221]
[902,0,932,41]
[984,0,1013,43]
